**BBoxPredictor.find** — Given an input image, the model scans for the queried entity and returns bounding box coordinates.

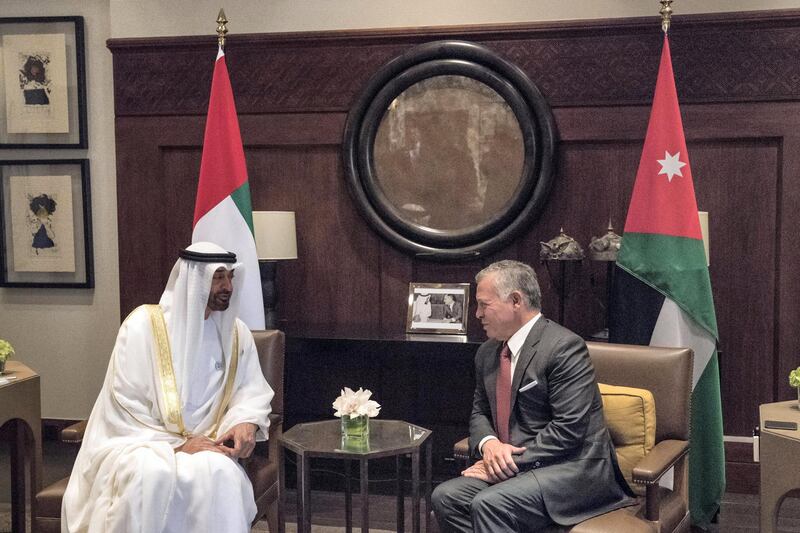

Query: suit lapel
[510,317,546,411]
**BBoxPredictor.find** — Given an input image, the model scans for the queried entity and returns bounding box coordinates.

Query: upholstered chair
[34,329,285,533]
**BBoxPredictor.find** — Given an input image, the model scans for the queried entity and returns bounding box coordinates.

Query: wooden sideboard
[284,329,480,481]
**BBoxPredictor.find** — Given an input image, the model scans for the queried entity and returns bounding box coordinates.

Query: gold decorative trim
[109,305,186,439]
[209,326,239,439]
[146,304,187,437]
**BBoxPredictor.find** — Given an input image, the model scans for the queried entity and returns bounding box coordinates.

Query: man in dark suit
[432,260,633,532]
[443,294,463,322]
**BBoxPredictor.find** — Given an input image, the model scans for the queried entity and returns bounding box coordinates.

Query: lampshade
[253,211,298,260]
[698,211,709,267]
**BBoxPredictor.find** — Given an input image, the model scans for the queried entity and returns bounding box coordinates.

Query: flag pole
[660,0,673,34]
[216,8,228,49]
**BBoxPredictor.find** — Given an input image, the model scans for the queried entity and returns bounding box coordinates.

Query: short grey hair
[476,260,541,310]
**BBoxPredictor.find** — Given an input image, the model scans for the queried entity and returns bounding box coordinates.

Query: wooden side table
[759,400,800,533]
[0,361,42,533]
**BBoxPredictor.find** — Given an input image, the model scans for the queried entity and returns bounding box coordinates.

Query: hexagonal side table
[278,419,432,533]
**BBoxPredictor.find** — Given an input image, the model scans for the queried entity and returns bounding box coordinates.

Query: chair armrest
[240,415,282,468]
[266,414,283,461]
[453,437,470,461]
[60,420,88,444]
[632,439,689,485]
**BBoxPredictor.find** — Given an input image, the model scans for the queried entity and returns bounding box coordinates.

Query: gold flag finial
[660,0,673,33]
[216,8,228,48]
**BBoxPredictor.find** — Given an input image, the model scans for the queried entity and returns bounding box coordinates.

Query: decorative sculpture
[539,228,585,261]
[589,221,622,261]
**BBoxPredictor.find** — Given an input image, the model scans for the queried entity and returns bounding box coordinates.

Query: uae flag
[609,35,725,526]
[192,46,265,329]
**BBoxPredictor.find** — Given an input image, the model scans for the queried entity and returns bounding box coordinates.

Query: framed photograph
[406,282,470,334]
[0,159,93,287]
[0,17,87,148]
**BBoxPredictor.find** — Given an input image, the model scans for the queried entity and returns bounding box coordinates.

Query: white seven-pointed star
[657,151,686,182]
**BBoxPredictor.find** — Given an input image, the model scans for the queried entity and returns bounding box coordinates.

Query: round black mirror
[343,40,557,260]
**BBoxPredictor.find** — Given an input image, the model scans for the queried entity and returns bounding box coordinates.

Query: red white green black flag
[609,35,725,527]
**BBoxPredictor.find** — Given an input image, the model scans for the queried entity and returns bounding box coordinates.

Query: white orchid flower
[332,386,381,418]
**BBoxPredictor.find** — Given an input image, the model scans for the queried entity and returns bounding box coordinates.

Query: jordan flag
[609,35,725,527]
[192,46,265,329]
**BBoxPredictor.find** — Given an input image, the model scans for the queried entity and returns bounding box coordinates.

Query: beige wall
[2,0,800,419]
[0,0,117,419]
[110,0,800,37]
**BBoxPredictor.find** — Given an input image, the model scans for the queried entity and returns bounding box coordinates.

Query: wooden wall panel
[109,10,800,490]
[248,145,384,330]
[690,140,778,436]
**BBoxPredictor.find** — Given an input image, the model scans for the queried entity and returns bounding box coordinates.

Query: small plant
[0,339,13,362]
[0,339,13,372]
[790,366,800,388]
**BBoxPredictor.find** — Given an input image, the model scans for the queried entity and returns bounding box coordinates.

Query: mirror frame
[343,40,557,261]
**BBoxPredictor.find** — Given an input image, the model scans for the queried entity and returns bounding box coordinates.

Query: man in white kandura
[62,242,274,533]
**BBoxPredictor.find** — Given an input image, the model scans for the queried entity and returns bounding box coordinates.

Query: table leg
[425,440,432,533]
[344,459,353,533]
[396,455,404,533]
[277,444,286,533]
[411,449,420,533]
[30,417,42,532]
[360,458,369,533]
[297,452,311,533]
[9,420,25,533]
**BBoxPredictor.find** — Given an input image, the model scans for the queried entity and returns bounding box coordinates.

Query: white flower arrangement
[332,387,381,418]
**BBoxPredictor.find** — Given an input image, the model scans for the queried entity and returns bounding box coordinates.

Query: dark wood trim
[725,441,760,494]
[108,8,800,119]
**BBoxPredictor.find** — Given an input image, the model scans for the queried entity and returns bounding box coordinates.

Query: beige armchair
[34,329,285,533]
[450,342,693,533]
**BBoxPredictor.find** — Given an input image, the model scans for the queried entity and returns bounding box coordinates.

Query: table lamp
[253,211,297,329]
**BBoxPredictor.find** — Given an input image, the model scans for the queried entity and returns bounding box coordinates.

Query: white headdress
[159,242,243,406]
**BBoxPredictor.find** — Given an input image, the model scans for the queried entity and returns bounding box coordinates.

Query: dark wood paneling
[284,334,480,479]
[726,442,760,494]
[109,11,800,493]
[109,10,800,115]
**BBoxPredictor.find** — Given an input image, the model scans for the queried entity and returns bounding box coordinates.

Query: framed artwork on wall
[0,16,87,148]
[0,159,93,288]
[406,282,470,334]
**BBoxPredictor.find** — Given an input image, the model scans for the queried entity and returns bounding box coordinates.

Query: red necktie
[495,343,512,443]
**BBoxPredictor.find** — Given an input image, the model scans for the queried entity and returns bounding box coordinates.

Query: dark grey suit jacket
[469,317,634,525]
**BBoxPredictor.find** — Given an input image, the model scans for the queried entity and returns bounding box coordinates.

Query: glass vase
[341,413,369,440]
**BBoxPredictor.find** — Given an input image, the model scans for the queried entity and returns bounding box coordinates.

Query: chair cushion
[598,383,656,496]
[545,504,656,533]
[36,476,70,518]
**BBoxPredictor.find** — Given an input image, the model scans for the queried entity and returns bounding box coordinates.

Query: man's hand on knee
[462,460,497,484]
[480,439,526,482]
[176,435,229,455]
[215,422,257,459]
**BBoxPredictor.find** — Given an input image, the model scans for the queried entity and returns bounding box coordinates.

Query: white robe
[62,306,274,533]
